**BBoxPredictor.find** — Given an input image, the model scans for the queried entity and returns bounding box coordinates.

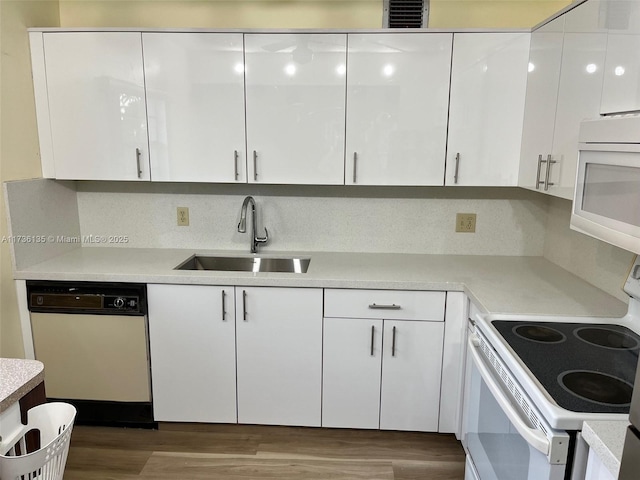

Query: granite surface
[0,358,44,413]
[12,247,628,317]
[583,420,629,478]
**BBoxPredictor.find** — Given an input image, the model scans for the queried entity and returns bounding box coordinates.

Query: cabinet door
[551,1,607,199]
[345,33,452,186]
[519,16,565,191]
[147,284,236,423]
[446,33,530,186]
[245,34,346,185]
[322,318,383,429]
[236,287,323,426]
[143,33,247,182]
[601,0,640,114]
[380,320,443,432]
[43,32,150,180]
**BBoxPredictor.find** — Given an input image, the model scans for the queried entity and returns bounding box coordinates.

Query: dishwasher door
[30,312,151,402]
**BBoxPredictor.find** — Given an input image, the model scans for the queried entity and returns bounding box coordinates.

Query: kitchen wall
[430,0,571,28]
[75,183,547,255]
[543,196,636,303]
[57,0,571,29]
[0,1,60,358]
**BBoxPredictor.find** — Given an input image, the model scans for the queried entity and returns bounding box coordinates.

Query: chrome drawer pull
[353,152,358,183]
[221,290,226,321]
[392,326,397,357]
[135,148,143,178]
[368,303,401,310]
[544,154,556,191]
[370,325,375,356]
[242,290,247,321]
[536,154,545,189]
[234,150,239,180]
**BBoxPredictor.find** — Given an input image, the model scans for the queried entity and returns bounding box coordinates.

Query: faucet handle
[255,227,269,245]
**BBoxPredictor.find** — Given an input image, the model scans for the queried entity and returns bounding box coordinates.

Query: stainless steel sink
[175,255,311,273]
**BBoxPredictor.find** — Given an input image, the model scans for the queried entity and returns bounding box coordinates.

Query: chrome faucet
[238,196,269,253]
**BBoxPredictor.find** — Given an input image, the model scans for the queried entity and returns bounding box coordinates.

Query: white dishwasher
[27,281,154,427]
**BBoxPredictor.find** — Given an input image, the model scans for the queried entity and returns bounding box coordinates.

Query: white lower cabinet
[147,284,237,423]
[322,289,445,432]
[235,287,323,426]
[148,284,323,427]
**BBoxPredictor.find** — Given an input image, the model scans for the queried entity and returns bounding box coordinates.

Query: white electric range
[463,255,640,480]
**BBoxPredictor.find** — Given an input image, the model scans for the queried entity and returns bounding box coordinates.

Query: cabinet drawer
[324,289,445,321]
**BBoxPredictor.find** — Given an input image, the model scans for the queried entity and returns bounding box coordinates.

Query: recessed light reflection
[585,63,597,74]
[285,63,297,76]
[615,66,626,76]
[336,64,346,76]
[383,64,395,77]
[528,62,535,73]
[234,63,245,74]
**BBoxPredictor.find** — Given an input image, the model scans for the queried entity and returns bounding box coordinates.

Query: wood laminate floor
[64,424,466,480]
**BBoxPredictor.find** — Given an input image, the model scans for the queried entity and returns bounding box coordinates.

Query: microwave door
[571,147,640,255]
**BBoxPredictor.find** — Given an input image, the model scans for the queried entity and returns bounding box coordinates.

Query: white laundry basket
[0,402,76,480]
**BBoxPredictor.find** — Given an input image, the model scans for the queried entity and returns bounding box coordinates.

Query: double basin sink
[175,254,311,274]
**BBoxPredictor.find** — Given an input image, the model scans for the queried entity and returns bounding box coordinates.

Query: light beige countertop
[14,247,628,317]
[0,358,44,413]
[582,420,629,478]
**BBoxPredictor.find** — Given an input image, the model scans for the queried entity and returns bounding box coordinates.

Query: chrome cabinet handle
[353,152,358,183]
[392,326,397,357]
[136,148,142,178]
[370,325,375,356]
[368,303,401,310]
[253,151,258,181]
[536,154,545,189]
[221,290,226,321]
[454,152,460,184]
[234,150,239,181]
[242,290,247,321]
[544,154,556,191]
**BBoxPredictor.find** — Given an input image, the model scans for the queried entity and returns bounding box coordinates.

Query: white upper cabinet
[244,34,347,184]
[345,33,452,186]
[601,0,640,113]
[41,32,150,180]
[519,16,565,193]
[552,0,608,199]
[446,33,530,186]
[143,33,247,182]
[520,0,607,199]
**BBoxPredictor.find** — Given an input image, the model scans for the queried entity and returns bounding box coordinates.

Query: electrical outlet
[177,207,189,227]
[456,213,476,233]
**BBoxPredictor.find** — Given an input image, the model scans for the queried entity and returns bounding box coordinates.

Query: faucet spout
[238,196,269,253]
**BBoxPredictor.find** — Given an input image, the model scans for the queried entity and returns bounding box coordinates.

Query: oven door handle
[468,335,550,456]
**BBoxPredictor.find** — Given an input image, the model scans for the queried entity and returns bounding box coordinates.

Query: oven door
[463,334,568,480]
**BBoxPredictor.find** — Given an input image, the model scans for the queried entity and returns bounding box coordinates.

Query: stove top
[492,321,640,414]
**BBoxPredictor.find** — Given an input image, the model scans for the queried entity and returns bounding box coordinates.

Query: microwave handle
[468,335,550,456]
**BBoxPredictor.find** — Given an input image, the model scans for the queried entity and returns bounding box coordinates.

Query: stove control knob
[471,335,481,347]
[632,264,640,280]
[114,297,125,309]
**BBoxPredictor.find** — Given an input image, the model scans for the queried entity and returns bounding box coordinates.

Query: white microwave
[571,116,640,255]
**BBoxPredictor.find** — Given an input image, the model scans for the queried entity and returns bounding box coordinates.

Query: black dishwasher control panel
[26,281,147,315]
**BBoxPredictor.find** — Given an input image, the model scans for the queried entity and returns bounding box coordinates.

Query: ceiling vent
[383,0,429,28]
